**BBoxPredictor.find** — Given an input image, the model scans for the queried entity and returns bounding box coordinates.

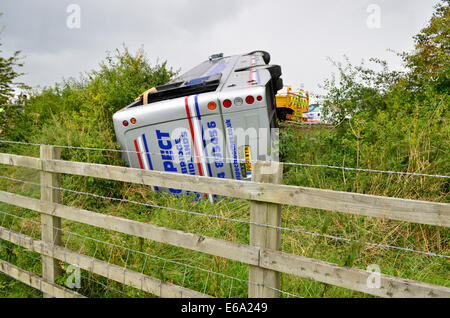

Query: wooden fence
[0,146,449,298]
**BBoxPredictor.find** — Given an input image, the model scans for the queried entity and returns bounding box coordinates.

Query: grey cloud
[1,0,248,53]
[0,0,442,96]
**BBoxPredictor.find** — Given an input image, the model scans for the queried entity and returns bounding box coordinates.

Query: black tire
[248,50,270,64]
[276,108,293,121]
[276,77,283,91]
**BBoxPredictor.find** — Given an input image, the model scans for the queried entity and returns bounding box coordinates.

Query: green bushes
[0,46,176,201]
[23,46,175,151]
[0,3,448,298]
[281,1,449,201]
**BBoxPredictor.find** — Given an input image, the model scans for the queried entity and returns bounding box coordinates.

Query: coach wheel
[276,108,293,121]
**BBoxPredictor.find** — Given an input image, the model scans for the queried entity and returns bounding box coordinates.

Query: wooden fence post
[40,145,62,298]
[249,161,283,298]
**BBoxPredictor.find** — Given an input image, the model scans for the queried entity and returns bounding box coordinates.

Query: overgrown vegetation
[282,0,449,201]
[0,2,448,298]
[0,12,28,137]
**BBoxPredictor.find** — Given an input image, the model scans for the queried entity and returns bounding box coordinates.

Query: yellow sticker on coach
[244,145,252,176]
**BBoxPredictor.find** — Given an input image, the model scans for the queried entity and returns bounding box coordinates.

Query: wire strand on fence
[0,213,128,298]
[0,242,135,298]
[0,209,301,298]
[83,272,133,298]
[0,243,47,298]
[0,139,448,179]
[0,174,448,260]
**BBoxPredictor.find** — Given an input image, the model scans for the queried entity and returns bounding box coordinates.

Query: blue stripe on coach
[194,95,213,178]
[142,133,159,191]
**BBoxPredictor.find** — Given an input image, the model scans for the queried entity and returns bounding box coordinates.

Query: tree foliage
[4,45,176,145]
[0,47,24,105]
[0,45,176,199]
[281,0,450,202]
[318,1,449,181]
[405,0,450,94]
[0,13,28,135]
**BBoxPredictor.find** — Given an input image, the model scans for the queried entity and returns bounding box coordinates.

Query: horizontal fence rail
[0,148,449,298]
[0,226,211,298]
[0,189,449,297]
[0,190,260,265]
[2,139,449,179]
[0,258,85,298]
[1,173,447,259]
[1,152,449,227]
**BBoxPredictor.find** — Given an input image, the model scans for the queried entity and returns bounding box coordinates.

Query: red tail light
[223,99,232,108]
[257,95,263,101]
[245,96,254,104]
[123,120,129,127]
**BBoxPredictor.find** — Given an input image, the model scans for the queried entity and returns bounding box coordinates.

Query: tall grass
[1,2,449,295]
[0,128,448,298]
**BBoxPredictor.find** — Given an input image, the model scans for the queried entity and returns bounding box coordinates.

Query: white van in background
[303,103,324,123]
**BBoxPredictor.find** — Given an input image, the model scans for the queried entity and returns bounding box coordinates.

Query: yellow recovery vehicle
[275,85,309,121]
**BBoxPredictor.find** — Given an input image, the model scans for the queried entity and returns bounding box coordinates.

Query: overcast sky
[0,0,441,101]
